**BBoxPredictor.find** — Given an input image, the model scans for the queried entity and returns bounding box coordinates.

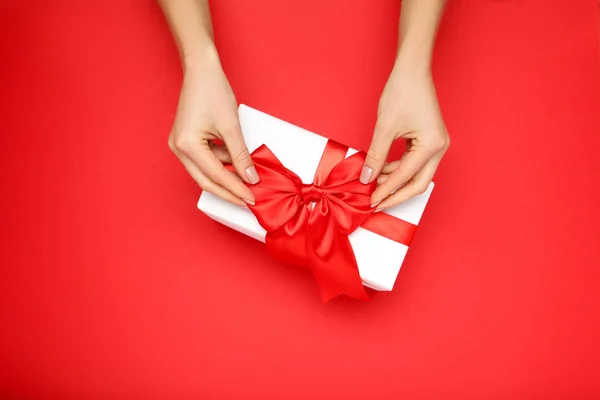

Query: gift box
[198,105,433,299]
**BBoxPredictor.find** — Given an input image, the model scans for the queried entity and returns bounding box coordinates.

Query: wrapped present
[198,105,434,301]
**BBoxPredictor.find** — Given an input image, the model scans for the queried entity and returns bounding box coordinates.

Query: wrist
[393,47,432,78]
[181,42,221,74]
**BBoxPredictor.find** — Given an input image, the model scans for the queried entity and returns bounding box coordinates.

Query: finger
[179,136,256,204]
[178,152,246,206]
[210,143,232,163]
[377,173,409,190]
[360,120,394,184]
[381,160,401,175]
[377,174,389,185]
[379,156,409,183]
[221,123,260,185]
[376,155,440,210]
[370,143,437,206]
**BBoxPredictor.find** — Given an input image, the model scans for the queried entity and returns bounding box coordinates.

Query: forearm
[158,0,219,71]
[396,0,446,73]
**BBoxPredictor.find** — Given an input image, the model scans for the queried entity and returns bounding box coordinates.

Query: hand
[360,66,449,210]
[168,48,259,206]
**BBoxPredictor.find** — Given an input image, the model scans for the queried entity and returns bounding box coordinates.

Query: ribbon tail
[306,207,369,303]
[265,206,311,268]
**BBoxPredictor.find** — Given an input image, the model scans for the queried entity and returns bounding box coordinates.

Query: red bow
[243,140,416,302]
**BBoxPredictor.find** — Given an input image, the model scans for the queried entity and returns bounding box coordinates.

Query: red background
[1,0,600,398]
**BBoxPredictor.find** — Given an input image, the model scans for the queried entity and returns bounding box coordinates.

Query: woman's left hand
[360,65,450,211]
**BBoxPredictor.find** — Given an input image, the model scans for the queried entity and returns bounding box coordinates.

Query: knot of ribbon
[300,184,323,203]
[238,140,417,302]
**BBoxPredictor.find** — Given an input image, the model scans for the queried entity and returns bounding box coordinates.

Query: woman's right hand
[168,47,259,206]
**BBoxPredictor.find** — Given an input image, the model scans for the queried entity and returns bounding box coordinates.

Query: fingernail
[245,166,260,184]
[359,166,373,184]
[371,200,381,209]
[374,207,384,213]
[243,198,255,206]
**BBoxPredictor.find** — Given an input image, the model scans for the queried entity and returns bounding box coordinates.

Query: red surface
[1,0,600,398]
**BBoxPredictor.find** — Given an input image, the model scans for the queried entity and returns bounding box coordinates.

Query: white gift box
[198,105,434,291]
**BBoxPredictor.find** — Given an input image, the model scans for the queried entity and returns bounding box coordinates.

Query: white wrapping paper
[198,105,434,291]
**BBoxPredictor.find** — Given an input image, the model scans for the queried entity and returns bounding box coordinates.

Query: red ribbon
[242,140,417,302]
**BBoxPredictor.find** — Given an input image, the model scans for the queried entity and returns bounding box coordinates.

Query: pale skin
[159,0,449,210]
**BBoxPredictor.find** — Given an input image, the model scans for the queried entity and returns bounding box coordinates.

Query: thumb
[222,123,260,185]
[360,121,394,184]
